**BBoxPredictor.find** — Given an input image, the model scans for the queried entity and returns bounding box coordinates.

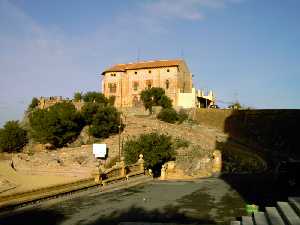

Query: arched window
[165,80,170,89]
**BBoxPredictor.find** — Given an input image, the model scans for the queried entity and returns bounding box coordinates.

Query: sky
[0,0,300,126]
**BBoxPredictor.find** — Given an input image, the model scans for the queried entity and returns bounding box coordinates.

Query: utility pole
[118,75,123,161]
[137,48,140,62]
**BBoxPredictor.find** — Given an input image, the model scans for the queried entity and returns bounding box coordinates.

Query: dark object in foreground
[274,158,300,188]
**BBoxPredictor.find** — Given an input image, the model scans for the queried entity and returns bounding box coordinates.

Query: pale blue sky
[1,0,300,126]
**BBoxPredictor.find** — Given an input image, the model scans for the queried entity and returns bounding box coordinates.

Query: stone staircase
[231,197,300,225]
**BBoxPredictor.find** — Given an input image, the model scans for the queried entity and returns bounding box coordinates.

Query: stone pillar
[160,164,167,180]
[212,150,222,176]
[138,154,144,172]
[120,156,126,177]
[93,159,103,184]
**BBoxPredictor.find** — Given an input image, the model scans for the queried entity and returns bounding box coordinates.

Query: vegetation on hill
[140,87,172,113]
[124,132,175,176]
[27,92,123,148]
[89,105,123,138]
[157,108,189,124]
[157,108,179,123]
[0,121,28,152]
[73,92,83,102]
[28,97,39,111]
[81,102,100,125]
[29,102,85,147]
[82,91,108,105]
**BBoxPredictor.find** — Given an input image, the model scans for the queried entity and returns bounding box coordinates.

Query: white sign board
[93,144,107,158]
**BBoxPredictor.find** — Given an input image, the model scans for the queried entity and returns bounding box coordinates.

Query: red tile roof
[101,59,183,75]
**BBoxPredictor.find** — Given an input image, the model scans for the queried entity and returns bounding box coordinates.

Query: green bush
[158,95,172,109]
[177,109,188,123]
[0,121,28,152]
[88,106,122,138]
[74,92,82,102]
[29,102,84,148]
[157,108,188,124]
[81,102,100,125]
[28,97,39,111]
[157,108,179,124]
[82,92,108,105]
[124,132,175,176]
[140,87,172,113]
[173,137,190,149]
[221,148,267,173]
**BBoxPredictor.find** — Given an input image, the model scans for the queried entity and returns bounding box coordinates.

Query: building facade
[101,59,195,108]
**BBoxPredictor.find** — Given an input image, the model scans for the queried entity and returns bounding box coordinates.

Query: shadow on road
[0,208,65,225]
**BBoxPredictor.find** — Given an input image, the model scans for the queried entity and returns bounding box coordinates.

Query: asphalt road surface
[0,178,250,225]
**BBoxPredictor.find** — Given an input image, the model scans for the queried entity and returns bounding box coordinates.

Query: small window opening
[165,80,170,89]
[167,69,170,72]
[133,82,139,91]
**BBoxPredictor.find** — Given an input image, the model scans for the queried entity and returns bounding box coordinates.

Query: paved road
[0,178,247,225]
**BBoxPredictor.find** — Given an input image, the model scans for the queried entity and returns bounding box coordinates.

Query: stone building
[38,96,84,110]
[101,59,197,108]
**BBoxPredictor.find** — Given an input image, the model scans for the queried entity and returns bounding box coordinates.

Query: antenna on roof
[180,48,185,59]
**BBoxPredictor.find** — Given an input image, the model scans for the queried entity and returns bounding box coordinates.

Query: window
[148,70,151,74]
[133,81,139,91]
[165,80,170,89]
[111,73,116,77]
[167,69,170,72]
[108,83,117,93]
[134,71,137,75]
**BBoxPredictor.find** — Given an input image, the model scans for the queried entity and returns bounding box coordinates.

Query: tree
[82,92,108,105]
[29,102,84,147]
[228,102,242,109]
[140,87,172,113]
[158,95,172,109]
[124,132,175,176]
[88,106,122,138]
[81,102,100,125]
[28,97,39,110]
[74,92,83,102]
[0,121,28,152]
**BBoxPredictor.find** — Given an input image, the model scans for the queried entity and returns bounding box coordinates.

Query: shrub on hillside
[140,87,172,113]
[88,106,123,138]
[173,137,190,149]
[158,95,172,109]
[124,132,175,176]
[82,92,108,105]
[221,147,267,173]
[81,102,100,125]
[0,121,28,152]
[73,92,83,102]
[157,108,179,123]
[157,108,189,124]
[28,97,39,111]
[29,102,84,148]
[177,109,189,123]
